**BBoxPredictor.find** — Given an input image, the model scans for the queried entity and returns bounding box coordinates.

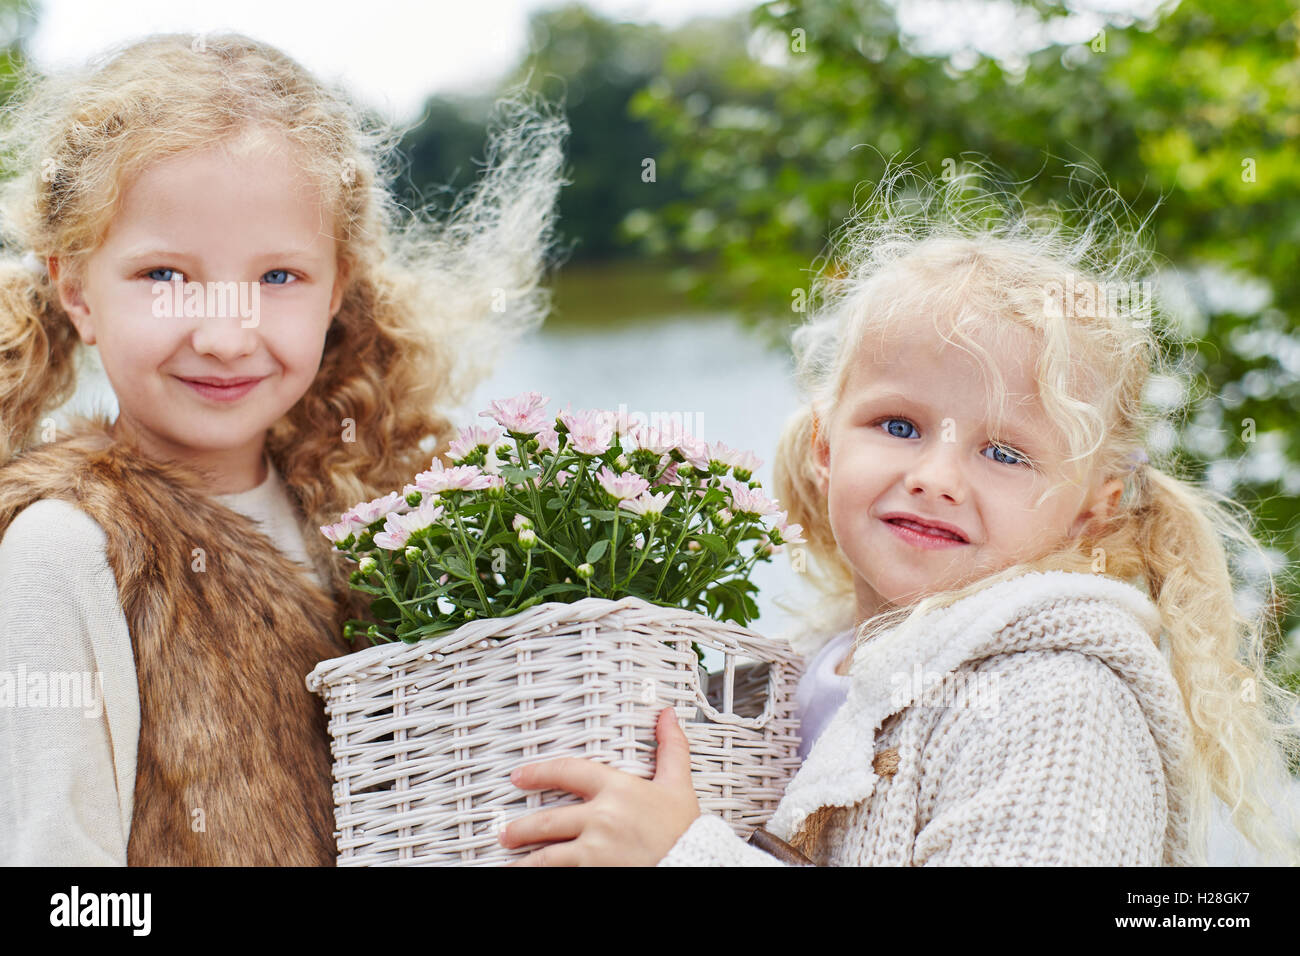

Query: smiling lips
[177,375,265,402]
[180,376,264,387]
[880,513,971,549]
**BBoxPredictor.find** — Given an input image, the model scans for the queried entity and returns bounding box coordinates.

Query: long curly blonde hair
[0,32,567,630]
[774,163,1300,865]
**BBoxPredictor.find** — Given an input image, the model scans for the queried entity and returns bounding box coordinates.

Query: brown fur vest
[0,415,353,865]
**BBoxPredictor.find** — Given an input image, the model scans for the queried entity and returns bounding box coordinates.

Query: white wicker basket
[305,595,804,865]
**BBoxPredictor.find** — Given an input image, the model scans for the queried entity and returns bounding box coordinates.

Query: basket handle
[688,652,778,730]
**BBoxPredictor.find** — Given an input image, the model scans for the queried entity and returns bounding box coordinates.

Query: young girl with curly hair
[0,32,565,865]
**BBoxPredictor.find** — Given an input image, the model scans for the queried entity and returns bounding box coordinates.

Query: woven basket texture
[306,596,805,865]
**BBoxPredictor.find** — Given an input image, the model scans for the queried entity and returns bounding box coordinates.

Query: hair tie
[20,251,47,279]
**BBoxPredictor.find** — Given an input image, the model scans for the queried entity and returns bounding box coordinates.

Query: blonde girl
[0,33,565,864]
[496,166,1300,867]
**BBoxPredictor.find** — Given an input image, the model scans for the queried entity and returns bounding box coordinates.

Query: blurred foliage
[400,4,688,262]
[0,0,33,100]
[624,0,1300,687]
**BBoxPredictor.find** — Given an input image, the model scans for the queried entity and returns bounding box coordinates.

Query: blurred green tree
[400,4,688,263]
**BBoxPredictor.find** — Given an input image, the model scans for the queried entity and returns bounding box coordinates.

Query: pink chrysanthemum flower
[704,441,762,476]
[722,476,780,518]
[447,424,504,462]
[481,391,551,435]
[618,490,673,519]
[408,460,497,495]
[677,433,712,471]
[596,465,649,501]
[652,461,682,487]
[559,408,616,456]
[769,510,806,547]
[535,423,560,453]
[320,514,367,544]
[373,497,446,550]
[343,491,409,526]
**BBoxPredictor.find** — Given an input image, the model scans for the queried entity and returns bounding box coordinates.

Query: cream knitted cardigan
[659,570,1201,867]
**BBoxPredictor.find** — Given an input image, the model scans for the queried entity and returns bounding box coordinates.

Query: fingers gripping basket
[305,595,805,865]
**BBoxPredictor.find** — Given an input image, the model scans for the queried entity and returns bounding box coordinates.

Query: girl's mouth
[883,517,970,549]
[176,376,264,403]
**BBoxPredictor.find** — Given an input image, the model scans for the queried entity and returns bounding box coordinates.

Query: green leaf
[693,532,729,557]
[585,539,609,563]
[369,596,400,621]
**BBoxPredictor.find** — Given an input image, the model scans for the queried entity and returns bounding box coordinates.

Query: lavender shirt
[794,628,856,760]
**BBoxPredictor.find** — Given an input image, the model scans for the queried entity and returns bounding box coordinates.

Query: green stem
[447,497,491,611]
[533,535,584,577]
[653,475,714,594]
[515,436,559,581]
[620,520,659,589]
[609,507,620,590]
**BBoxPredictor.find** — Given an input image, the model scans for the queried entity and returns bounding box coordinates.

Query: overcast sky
[24,0,753,124]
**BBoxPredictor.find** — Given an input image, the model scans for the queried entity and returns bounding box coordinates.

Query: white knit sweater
[659,570,1201,867]
[0,454,329,865]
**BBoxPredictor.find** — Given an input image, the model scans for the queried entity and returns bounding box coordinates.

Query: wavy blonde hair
[774,163,1300,865]
[0,32,567,631]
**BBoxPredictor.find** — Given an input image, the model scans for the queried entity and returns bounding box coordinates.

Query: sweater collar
[845,570,1161,704]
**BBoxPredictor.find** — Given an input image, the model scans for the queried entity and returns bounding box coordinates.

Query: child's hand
[501,706,701,866]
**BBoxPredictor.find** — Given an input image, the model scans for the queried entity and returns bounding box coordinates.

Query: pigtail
[1121,463,1300,864]
[0,256,81,462]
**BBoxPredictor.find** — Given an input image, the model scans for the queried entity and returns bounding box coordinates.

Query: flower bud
[358,555,378,576]
[517,528,537,549]
[405,546,421,562]
[343,622,356,640]
[576,562,594,579]
[686,539,701,552]
[512,514,534,532]
[486,482,505,499]
[405,490,422,508]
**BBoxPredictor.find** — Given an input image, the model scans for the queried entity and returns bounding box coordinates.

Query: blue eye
[873,416,1030,468]
[262,269,295,285]
[146,267,181,282]
[880,417,918,439]
[985,445,1027,466]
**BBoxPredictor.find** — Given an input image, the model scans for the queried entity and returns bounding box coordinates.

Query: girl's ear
[811,413,830,496]
[329,257,351,320]
[1069,476,1124,539]
[48,256,96,345]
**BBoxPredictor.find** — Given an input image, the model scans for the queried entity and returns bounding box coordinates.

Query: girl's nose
[903,446,966,503]
[190,313,259,362]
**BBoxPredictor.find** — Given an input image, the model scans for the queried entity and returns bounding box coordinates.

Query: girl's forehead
[851,318,1042,392]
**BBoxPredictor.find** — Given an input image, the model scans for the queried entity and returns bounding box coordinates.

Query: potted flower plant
[306,391,806,865]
